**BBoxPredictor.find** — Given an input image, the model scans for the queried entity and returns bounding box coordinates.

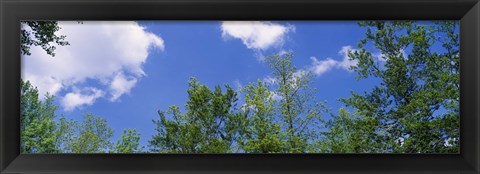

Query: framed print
[1,0,479,173]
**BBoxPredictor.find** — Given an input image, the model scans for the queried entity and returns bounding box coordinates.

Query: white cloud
[109,72,138,102]
[241,103,256,112]
[309,57,337,76]
[221,21,294,50]
[61,87,104,111]
[263,76,276,85]
[373,48,408,63]
[307,45,360,77]
[268,91,283,101]
[373,52,387,62]
[278,49,291,56]
[22,21,164,110]
[337,46,359,71]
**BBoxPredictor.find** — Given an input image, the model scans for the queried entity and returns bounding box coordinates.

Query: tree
[319,108,379,153]
[240,80,286,153]
[21,80,116,153]
[54,116,77,153]
[115,129,142,153]
[149,77,239,153]
[21,21,69,56]
[70,114,114,153]
[340,21,459,153]
[265,53,326,152]
[21,80,58,153]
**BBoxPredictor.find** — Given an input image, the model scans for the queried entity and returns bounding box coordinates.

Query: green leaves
[265,53,325,153]
[149,53,327,153]
[240,80,286,153]
[115,129,142,153]
[320,108,380,153]
[21,80,117,153]
[70,114,114,153]
[21,21,69,56]
[21,80,58,153]
[20,21,459,154]
[336,21,460,153]
[149,78,239,153]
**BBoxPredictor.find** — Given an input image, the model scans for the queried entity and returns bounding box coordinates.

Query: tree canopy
[149,78,239,153]
[20,21,459,154]
[332,21,460,153]
[21,21,69,57]
[114,129,142,153]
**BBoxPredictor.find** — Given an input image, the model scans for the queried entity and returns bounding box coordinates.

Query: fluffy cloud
[22,21,164,111]
[308,45,359,76]
[337,46,359,71]
[373,52,387,62]
[373,48,407,63]
[221,21,294,50]
[263,76,276,85]
[109,72,138,102]
[309,57,338,76]
[61,87,104,111]
[268,91,283,101]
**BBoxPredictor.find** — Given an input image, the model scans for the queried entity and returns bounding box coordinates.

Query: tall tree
[21,80,58,153]
[54,116,77,153]
[240,80,286,153]
[21,80,116,153]
[114,129,142,153]
[341,21,459,153]
[319,108,379,153]
[265,53,325,152]
[70,114,114,153]
[149,77,239,153]
[21,21,69,56]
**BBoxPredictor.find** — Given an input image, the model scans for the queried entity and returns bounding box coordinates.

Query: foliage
[239,80,286,153]
[70,114,114,153]
[265,53,326,152]
[54,116,77,152]
[149,78,239,153]
[319,108,379,153]
[114,129,142,153]
[21,81,116,153]
[20,21,460,154]
[337,21,460,153]
[21,21,69,56]
[20,80,58,153]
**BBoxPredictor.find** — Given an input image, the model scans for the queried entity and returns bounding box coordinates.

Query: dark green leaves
[336,21,460,153]
[21,80,58,153]
[149,78,239,153]
[21,21,69,56]
[115,129,142,153]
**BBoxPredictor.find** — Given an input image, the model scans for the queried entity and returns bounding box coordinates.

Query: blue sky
[21,21,413,149]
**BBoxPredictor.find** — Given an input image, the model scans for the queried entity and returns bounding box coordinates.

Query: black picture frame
[1,0,479,173]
